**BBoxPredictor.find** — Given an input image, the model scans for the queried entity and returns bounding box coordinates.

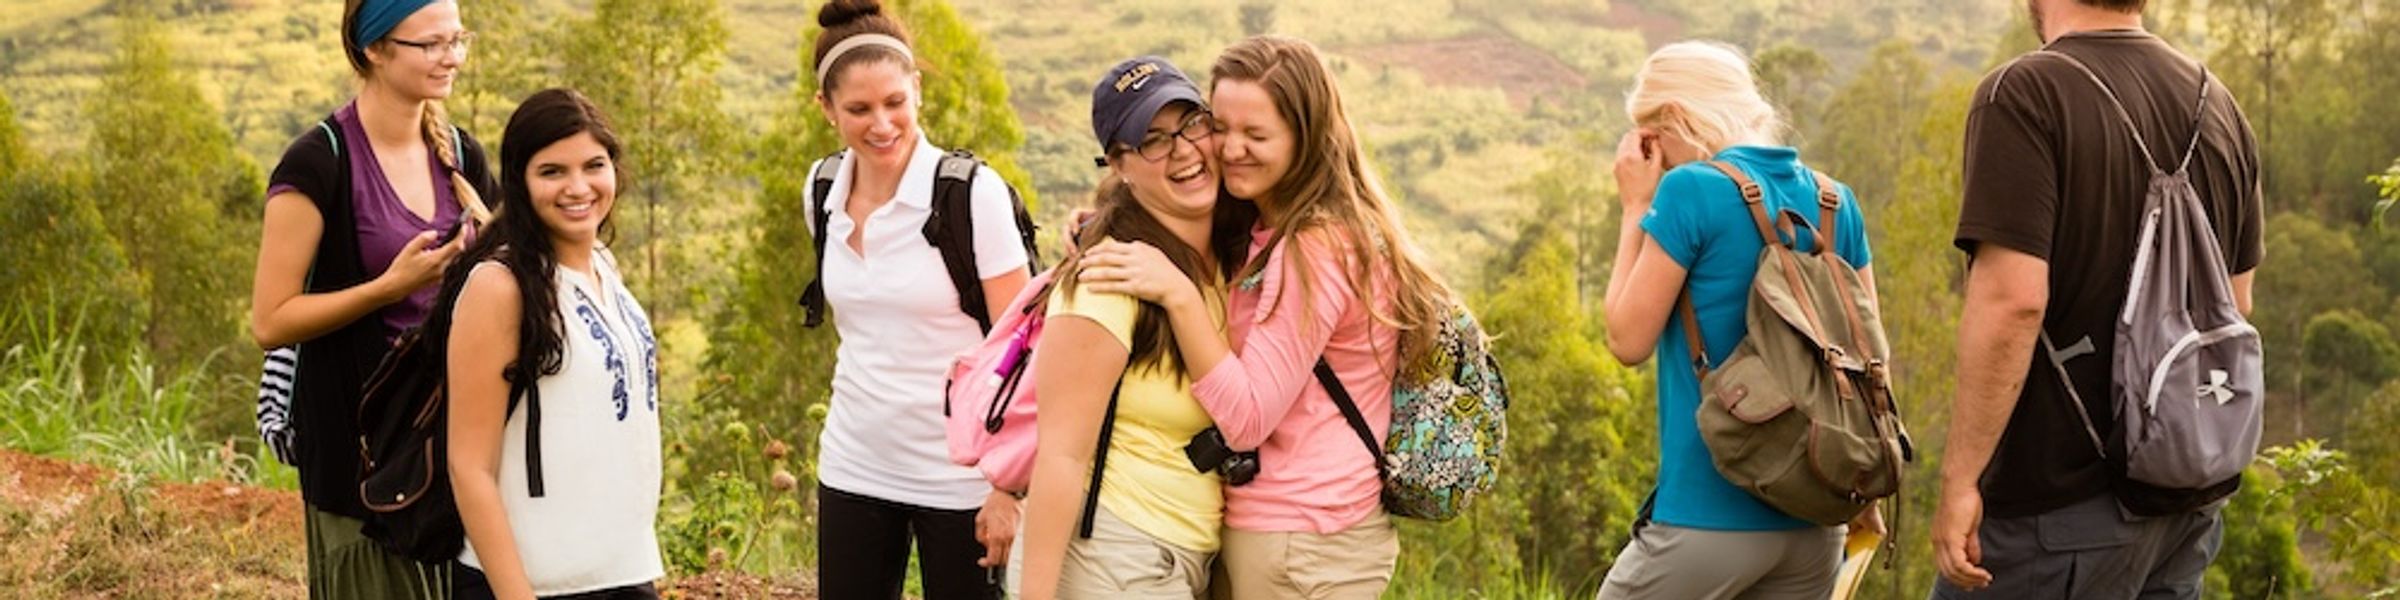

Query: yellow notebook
[1831,527,1881,600]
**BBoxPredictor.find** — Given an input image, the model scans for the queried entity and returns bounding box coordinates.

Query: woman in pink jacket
[1078,34,1458,599]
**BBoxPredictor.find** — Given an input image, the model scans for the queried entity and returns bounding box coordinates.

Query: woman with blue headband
[250,0,492,597]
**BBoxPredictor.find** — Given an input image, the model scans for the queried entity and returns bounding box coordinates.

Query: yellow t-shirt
[1046,281,1226,553]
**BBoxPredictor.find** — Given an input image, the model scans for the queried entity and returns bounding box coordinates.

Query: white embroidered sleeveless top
[459,248,664,595]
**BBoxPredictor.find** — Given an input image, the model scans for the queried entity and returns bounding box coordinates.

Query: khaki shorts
[1212,512,1400,600]
[1008,506,1213,599]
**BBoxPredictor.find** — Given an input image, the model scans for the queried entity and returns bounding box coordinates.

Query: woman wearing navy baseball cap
[1011,55,1257,600]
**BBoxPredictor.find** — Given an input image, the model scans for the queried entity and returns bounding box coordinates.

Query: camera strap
[1078,377,1126,539]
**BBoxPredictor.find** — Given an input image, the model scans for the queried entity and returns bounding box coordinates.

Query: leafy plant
[2258,441,2400,594]
[2372,157,2399,232]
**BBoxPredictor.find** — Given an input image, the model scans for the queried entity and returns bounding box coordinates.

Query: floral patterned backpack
[1320,307,1512,520]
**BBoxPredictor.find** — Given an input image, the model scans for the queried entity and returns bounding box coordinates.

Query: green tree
[2351,382,2400,497]
[1811,40,1931,208]
[2256,213,2386,435]
[0,89,147,356]
[451,0,551,140]
[2199,0,2400,220]
[560,0,735,321]
[85,4,260,373]
[2204,463,2313,599]
[2299,311,2400,441]
[1750,43,1829,136]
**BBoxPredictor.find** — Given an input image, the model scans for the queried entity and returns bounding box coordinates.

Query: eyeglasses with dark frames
[388,31,476,60]
[1130,109,1220,163]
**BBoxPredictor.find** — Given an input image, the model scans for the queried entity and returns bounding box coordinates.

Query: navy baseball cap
[1091,56,1206,163]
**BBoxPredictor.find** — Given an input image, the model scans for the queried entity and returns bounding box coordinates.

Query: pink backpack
[944,270,1060,493]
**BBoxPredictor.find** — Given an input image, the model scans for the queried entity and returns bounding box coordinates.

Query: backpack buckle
[1824,347,1865,372]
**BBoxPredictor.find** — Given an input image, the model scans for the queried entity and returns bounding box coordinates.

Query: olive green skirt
[304,504,451,599]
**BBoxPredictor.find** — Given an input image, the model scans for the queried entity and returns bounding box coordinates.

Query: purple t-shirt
[267,102,463,339]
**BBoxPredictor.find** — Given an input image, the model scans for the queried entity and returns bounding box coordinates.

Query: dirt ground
[0,449,818,599]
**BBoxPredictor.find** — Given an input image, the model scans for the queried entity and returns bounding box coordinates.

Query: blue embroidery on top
[614,288,658,411]
[572,286,630,421]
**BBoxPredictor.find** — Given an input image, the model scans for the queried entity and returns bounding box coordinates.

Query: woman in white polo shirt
[802,1,1032,598]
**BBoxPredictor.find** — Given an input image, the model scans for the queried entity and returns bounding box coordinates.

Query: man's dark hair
[2078,0,2145,12]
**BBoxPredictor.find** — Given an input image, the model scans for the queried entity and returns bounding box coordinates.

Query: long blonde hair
[1212,35,1456,376]
[339,0,492,224]
[1625,41,1783,155]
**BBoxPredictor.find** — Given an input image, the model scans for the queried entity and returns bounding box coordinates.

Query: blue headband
[352,0,439,56]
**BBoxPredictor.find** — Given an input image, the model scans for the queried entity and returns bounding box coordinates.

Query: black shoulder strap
[798,151,843,327]
[1079,378,1125,539]
[505,378,545,498]
[927,150,997,333]
[1316,359,1390,480]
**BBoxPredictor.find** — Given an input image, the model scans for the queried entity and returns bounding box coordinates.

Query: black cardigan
[267,114,496,519]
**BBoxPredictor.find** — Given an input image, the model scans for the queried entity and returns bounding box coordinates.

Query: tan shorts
[1212,512,1400,600]
[1008,506,1213,599]
[1596,523,1844,600]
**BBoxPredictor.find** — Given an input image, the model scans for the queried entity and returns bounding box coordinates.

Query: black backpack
[355,266,543,563]
[797,149,1042,334]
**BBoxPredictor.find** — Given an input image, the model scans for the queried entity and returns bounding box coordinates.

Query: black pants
[818,484,1001,600]
[451,563,658,600]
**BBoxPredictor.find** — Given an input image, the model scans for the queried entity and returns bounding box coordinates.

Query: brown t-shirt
[1956,30,2264,519]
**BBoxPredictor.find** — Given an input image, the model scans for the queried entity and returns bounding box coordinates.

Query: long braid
[421,101,493,225]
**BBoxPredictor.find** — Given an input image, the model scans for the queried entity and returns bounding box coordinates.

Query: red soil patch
[2,449,822,598]
[154,479,306,534]
[1341,34,1590,111]
[0,448,108,518]
[0,448,304,536]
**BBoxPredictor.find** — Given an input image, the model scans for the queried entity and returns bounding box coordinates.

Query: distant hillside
[0,0,2013,273]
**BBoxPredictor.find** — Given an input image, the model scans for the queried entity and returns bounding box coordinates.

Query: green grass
[0,302,295,490]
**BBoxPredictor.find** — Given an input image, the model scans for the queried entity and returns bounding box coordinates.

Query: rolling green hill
[1,0,2013,275]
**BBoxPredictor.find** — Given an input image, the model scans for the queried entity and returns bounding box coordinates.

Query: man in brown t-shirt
[1930,0,2263,598]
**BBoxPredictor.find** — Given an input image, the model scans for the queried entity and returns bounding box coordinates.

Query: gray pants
[1931,494,2222,600]
[1597,523,1845,600]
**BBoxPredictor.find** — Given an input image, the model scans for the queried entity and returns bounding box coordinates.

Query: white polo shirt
[812,135,1031,510]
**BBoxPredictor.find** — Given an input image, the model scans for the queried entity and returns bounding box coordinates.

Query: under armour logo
[2198,369,2233,405]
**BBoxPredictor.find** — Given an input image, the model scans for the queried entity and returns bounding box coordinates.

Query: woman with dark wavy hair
[446,88,663,600]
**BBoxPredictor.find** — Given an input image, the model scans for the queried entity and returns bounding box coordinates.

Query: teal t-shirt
[1639,145,1873,531]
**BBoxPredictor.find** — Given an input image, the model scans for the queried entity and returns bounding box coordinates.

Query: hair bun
[817,0,886,29]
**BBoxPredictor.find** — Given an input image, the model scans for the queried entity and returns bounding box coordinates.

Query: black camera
[1184,427,1260,486]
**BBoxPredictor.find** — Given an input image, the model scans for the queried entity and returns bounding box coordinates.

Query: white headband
[815,34,914,88]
